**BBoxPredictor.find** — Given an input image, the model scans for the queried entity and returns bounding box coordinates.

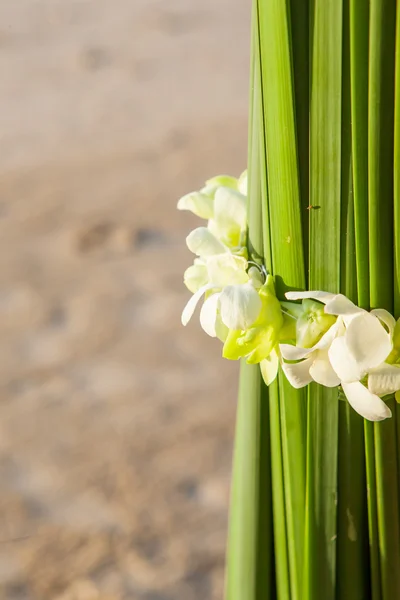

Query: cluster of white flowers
[280,291,400,421]
[178,171,264,339]
[178,173,400,422]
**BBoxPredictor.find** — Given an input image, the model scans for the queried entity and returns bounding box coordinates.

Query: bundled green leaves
[179,174,400,422]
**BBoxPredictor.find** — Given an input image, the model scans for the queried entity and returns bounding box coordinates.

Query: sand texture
[0,1,249,598]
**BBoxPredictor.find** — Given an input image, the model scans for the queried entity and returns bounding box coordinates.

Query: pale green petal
[296,299,337,348]
[346,312,392,371]
[245,326,277,364]
[247,266,264,289]
[213,187,247,246]
[278,313,297,342]
[368,363,400,396]
[341,381,392,421]
[281,357,314,388]
[186,227,226,256]
[223,329,245,361]
[280,300,305,319]
[238,170,248,195]
[206,254,249,287]
[183,263,209,293]
[215,317,229,343]
[328,336,365,383]
[260,349,279,386]
[219,283,262,330]
[214,187,247,229]
[205,175,238,189]
[177,192,214,219]
[207,218,222,239]
[223,280,283,364]
[200,184,219,198]
[199,293,220,337]
[310,350,341,387]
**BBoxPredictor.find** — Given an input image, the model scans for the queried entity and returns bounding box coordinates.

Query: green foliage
[226,0,400,598]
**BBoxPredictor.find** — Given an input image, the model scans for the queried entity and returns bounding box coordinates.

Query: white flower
[177,191,214,219]
[210,186,247,248]
[183,260,208,294]
[186,227,227,257]
[368,362,400,397]
[279,318,343,389]
[179,182,247,251]
[181,253,263,337]
[282,291,393,421]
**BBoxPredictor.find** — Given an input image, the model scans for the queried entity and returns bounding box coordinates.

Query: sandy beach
[0,1,250,598]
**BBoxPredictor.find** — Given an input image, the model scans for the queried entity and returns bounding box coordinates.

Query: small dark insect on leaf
[306,205,321,210]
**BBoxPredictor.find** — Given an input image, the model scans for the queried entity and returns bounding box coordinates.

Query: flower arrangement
[178,0,400,598]
[179,175,400,422]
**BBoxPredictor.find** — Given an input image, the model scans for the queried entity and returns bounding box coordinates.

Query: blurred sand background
[0,1,249,598]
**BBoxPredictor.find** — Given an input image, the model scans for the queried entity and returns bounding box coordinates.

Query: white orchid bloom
[179,176,247,251]
[208,186,247,249]
[279,317,343,390]
[177,174,238,220]
[222,275,284,387]
[204,174,240,192]
[177,173,247,246]
[186,227,228,257]
[327,310,393,421]
[177,191,214,219]
[283,291,393,421]
[183,259,208,294]
[181,254,263,338]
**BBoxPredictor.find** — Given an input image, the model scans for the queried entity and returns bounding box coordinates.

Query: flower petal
[323,294,364,324]
[345,312,392,371]
[181,284,213,326]
[314,318,343,350]
[260,349,279,386]
[285,290,336,303]
[206,254,248,287]
[199,293,220,337]
[328,336,365,382]
[214,186,247,223]
[238,170,248,195]
[248,266,263,289]
[205,175,238,190]
[310,350,341,387]
[183,263,209,293]
[371,308,396,337]
[368,363,400,396]
[219,283,262,330]
[186,227,226,256]
[213,187,247,243]
[177,192,214,219]
[279,343,310,361]
[342,381,392,421]
[281,357,314,388]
